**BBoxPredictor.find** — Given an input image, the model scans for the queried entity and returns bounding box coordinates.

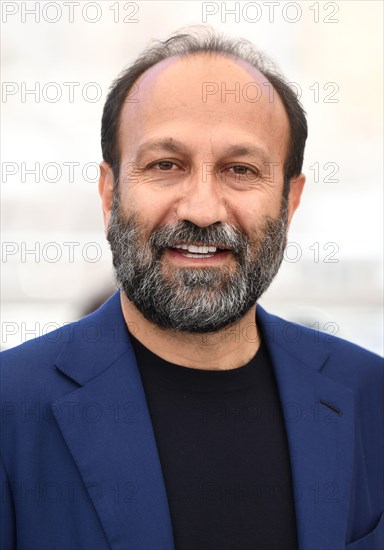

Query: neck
[120,292,261,371]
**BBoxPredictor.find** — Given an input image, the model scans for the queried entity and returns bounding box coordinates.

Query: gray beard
[107,193,288,333]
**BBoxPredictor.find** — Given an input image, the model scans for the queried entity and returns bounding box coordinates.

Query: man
[1,27,383,550]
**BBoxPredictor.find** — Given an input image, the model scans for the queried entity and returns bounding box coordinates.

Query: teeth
[174,244,217,254]
[180,252,216,258]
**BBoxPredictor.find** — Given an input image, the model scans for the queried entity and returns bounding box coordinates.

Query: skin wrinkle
[119,56,289,189]
[108,190,289,335]
[99,52,305,370]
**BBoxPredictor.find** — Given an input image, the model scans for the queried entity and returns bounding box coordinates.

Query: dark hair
[101,26,307,194]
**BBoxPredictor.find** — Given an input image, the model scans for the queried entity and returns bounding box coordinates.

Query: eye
[220,164,263,188]
[150,161,178,171]
[223,164,262,182]
[227,164,257,176]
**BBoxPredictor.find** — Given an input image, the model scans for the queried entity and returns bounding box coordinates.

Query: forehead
[118,53,290,162]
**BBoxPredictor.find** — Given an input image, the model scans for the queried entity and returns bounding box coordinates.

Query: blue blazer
[1,291,383,550]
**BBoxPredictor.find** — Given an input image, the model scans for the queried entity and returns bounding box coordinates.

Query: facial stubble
[107,191,289,333]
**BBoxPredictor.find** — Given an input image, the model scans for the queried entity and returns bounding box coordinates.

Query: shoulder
[257,305,383,390]
[0,292,125,402]
[1,321,76,403]
[0,306,106,398]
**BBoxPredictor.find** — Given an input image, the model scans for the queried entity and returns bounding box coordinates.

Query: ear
[98,161,115,237]
[287,173,305,226]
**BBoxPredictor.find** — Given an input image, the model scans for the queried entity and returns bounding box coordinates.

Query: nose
[175,169,228,227]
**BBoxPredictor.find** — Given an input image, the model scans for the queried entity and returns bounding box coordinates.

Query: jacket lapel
[51,292,354,550]
[257,305,355,550]
[52,292,175,550]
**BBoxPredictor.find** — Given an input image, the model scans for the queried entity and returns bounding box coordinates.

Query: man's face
[102,53,304,333]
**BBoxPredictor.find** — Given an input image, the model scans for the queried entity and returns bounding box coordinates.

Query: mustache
[148,220,249,256]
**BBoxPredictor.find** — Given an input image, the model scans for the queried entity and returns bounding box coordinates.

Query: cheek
[229,195,284,243]
[229,198,270,228]
[121,183,174,227]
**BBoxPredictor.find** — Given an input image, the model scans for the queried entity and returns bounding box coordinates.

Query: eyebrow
[134,138,271,165]
[221,144,271,165]
[135,138,189,161]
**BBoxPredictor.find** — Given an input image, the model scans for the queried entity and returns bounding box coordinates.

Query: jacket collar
[55,291,131,386]
[54,291,175,549]
[257,305,355,549]
[54,291,354,550]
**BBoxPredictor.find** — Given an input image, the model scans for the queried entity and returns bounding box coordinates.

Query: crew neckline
[129,331,269,393]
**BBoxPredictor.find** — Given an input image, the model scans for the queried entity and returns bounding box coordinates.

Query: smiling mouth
[168,243,231,259]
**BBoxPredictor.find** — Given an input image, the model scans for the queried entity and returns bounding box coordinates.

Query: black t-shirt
[130,333,298,550]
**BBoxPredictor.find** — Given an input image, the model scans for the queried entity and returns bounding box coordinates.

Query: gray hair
[101,26,307,194]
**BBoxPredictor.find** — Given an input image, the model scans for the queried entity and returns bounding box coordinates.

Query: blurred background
[1,0,383,354]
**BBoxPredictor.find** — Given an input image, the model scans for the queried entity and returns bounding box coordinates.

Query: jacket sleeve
[0,453,16,550]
